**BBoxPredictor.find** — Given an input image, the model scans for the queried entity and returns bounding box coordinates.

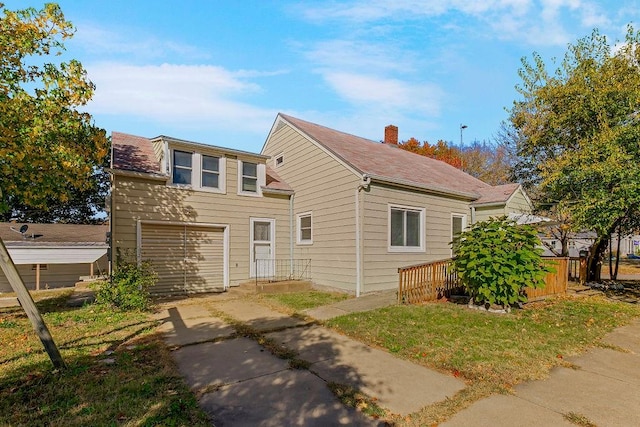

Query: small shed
[0,222,109,292]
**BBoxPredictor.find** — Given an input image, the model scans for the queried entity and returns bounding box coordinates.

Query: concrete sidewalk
[153,291,465,426]
[303,289,397,320]
[442,318,640,426]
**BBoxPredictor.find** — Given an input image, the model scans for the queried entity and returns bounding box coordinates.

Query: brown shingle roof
[279,114,491,198]
[264,166,293,192]
[111,132,161,174]
[0,222,108,245]
[473,183,521,205]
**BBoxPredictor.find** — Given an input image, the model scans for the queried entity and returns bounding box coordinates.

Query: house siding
[473,188,532,224]
[262,124,361,292]
[362,183,472,292]
[473,206,506,223]
[112,155,290,290]
[505,189,532,213]
[0,254,108,292]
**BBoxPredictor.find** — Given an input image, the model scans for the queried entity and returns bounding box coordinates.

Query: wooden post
[35,263,40,291]
[0,238,66,369]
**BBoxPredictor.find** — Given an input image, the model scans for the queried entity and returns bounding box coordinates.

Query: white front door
[250,218,274,278]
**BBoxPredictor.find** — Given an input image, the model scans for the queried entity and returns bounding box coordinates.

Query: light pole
[460,124,468,145]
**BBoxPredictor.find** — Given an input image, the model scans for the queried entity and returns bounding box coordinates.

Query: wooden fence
[397,258,461,304]
[398,257,569,305]
[525,257,569,300]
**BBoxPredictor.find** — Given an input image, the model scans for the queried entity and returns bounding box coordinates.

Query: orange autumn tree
[398,138,464,169]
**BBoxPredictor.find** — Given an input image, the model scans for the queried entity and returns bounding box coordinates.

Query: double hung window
[389,205,425,251]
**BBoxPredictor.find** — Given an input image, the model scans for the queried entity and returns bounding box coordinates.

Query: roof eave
[261,187,294,196]
[156,136,270,161]
[106,167,169,181]
[368,174,480,200]
[471,201,508,208]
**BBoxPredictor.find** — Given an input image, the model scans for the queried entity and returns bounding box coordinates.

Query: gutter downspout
[355,175,371,297]
[289,193,294,277]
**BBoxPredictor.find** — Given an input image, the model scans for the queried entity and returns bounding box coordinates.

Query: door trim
[249,218,275,278]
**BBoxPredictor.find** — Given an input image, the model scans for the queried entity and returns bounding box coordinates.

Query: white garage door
[140,223,225,294]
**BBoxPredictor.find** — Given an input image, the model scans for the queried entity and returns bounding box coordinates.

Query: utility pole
[460,124,468,145]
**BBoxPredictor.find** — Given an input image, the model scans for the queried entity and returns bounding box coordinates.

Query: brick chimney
[384,125,398,145]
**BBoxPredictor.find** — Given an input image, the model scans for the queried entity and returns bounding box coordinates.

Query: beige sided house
[110,133,293,295]
[110,114,532,296]
[0,222,108,292]
[261,114,533,295]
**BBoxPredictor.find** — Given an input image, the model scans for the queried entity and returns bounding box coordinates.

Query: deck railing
[398,257,569,305]
[255,258,311,284]
[397,258,461,304]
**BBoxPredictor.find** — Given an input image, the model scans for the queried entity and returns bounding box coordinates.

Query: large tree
[510,27,640,280]
[0,2,108,368]
[397,137,513,185]
[0,2,108,216]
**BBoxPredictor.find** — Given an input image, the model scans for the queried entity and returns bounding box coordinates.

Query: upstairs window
[172,150,192,185]
[297,212,312,244]
[389,205,425,252]
[242,162,258,193]
[202,155,220,189]
[275,154,284,168]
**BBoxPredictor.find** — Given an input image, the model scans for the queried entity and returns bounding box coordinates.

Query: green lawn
[326,295,640,425]
[0,291,209,426]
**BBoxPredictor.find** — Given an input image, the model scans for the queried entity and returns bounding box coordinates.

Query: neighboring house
[110,114,532,296]
[540,231,596,258]
[261,114,533,295]
[109,133,293,295]
[0,222,108,292]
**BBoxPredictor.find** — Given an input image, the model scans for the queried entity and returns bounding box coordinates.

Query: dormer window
[173,150,192,185]
[202,155,220,188]
[242,162,258,192]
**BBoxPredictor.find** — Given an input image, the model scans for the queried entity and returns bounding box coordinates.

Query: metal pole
[460,124,467,145]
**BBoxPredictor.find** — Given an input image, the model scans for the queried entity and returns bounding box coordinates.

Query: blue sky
[6,0,640,153]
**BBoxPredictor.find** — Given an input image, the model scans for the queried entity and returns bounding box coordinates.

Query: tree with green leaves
[0,3,109,368]
[509,26,640,281]
[0,2,108,215]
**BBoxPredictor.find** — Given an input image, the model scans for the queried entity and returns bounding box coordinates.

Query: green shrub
[452,216,549,308]
[92,261,157,311]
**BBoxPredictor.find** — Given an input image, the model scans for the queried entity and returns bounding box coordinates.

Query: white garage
[138,221,229,295]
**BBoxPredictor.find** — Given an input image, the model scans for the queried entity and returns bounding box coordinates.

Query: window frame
[388,204,426,253]
[201,154,221,191]
[297,211,313,245]
[169,149,226,193]
[451,213,467,256]
[274,153,284,168]
[237,160,263,196]
[171,149,193,186]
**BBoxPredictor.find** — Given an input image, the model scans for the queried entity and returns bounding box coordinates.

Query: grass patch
[564,411,597,426]
[328,381,387,419]
[326,295,640,425]
[260,290,350,312]
[0,294,209,426]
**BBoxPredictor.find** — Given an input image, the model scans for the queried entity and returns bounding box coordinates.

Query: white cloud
[73,22,210,61]
[304,40,416,73]
[86,62,278,133]
[322,72,443,116]
[297,0,617,47]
